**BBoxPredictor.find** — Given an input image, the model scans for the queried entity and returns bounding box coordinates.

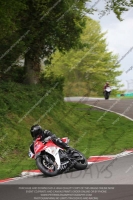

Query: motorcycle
[29,136,88,176]
[104,87,111,100]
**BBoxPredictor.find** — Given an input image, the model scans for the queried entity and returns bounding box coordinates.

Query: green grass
[0,81,133,179]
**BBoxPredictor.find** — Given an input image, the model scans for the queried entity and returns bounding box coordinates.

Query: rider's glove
[43,136,51,143]
[51,134,59,142]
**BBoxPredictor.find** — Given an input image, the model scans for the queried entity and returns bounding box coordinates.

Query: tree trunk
[24,53,40,84]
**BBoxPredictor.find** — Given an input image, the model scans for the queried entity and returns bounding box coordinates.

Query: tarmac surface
[1,97,133,200]
[65,97,133,120]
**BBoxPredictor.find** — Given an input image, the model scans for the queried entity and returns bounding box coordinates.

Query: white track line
[85,104,133,121]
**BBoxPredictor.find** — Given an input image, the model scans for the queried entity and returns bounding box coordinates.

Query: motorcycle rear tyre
[73,151,88,170]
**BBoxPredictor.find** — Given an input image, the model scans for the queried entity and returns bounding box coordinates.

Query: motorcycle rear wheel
[73,151,88,170]
[36,156,58,176]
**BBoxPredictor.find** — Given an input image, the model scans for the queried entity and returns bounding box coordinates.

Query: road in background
[64,97,133,120]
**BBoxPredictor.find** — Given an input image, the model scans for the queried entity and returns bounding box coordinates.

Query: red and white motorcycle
[29,136,88,176]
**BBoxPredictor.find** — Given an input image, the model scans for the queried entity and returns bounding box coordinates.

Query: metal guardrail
[117,93,133,97]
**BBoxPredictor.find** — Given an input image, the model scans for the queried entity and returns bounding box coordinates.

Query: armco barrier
[117,93,133,97]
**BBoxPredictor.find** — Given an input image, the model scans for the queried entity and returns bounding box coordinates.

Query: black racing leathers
[30,130,70,154]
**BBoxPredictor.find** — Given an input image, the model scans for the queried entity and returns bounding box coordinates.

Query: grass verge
[0,82,133,179]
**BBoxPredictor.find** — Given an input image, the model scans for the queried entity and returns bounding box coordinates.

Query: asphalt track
[3,154,133,185]
[1,97,133,200]
[65,97,133,120]
[1,155,133,200]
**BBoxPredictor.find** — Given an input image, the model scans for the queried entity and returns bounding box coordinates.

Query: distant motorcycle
[29,136,88,176]
[104,87,111,100]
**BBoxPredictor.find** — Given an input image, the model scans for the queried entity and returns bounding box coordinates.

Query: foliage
[0,0,91,84]
[40,72,65,100]
[0,0,26,40]
[45,17,122,96]
[0,0,133,84]
[99,0,133,20]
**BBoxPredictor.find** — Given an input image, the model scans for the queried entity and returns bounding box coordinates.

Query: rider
[30,124,73,154]
[103,82,110,93]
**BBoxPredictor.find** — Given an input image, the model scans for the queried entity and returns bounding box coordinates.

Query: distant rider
[103,82,110,93]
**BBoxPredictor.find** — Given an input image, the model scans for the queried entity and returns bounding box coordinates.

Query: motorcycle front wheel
[36,156,58,176]
[105,92,109,100]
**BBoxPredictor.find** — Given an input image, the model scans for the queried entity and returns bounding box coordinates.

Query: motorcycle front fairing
[29,148,35,158]
[28,137,70,170]
[34,139,63,170]
[45,145,61,170]
[105,87,111,92]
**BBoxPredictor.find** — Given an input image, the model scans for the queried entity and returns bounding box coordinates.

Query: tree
[99,0,133,20]
[0,0,25,40]
[0,0,27,81]
[16,0,89,84]
[0,0,133,84]
[0,0,89,83]
[45,17,122,96]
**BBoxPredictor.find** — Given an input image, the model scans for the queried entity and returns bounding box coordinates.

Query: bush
[40,72,65,97]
